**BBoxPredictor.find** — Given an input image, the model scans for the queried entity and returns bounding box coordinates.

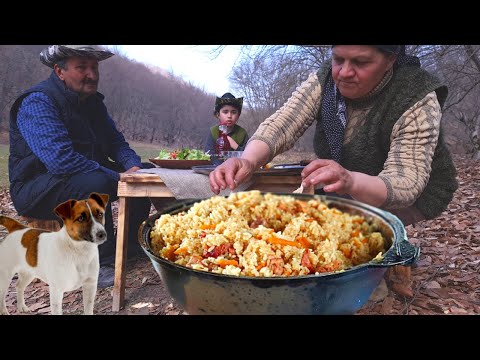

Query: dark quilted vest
[9,71,114,214]
[313,63,458,219]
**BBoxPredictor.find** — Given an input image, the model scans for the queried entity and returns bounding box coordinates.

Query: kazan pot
[138,193,420,315]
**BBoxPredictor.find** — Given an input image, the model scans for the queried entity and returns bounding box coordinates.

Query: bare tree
[0,45,216,151]
[227,45,480,158]
[3,45,480,157]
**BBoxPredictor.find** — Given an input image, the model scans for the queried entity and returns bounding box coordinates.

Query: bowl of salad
[150,148,212,169]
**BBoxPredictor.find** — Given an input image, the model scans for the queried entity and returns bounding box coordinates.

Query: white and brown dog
[0,192,109,315]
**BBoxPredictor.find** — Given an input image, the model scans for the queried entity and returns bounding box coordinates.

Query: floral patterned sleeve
[378,91,442,209]
[248,71,323,160]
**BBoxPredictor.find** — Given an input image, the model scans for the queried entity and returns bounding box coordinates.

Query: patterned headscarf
[321,45,420,162]
[39,45,114,68]
[374,45,403,54]
[214,92,244,114]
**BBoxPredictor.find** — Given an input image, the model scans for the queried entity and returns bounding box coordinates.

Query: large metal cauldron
[138,193,420,315]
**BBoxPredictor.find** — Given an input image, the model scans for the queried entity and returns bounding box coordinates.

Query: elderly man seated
[8,45,154,288]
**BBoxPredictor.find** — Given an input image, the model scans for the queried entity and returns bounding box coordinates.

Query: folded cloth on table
[136,168,253,199]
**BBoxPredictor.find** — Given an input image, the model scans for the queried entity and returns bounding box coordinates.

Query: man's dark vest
[210,124,247,145]
[9,71,114,214]
[313,63,458,219]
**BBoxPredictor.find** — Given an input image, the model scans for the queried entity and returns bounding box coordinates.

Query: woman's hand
[209,158,255,194]
[301,159,354,194]
[301,159,388,206]
[209,139,270,194]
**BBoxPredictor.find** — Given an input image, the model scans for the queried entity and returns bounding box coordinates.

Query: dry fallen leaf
[425,281,441,289]
[369,279,389,302]
[2,154,479,315]
[131,302,153,309]
[381,296,394,314]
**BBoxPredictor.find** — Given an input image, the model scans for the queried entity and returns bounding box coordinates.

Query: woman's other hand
[301,159,354,194]
[209,158,255,194]
[301,159,387,207]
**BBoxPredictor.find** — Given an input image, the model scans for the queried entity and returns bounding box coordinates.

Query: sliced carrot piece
[342,247,352,259]
[256,262,266,271]
[351,230,360,237]
[267,236,303,248]
[217,259,239,268]
[174,247,189,255]
[296,236,312,249]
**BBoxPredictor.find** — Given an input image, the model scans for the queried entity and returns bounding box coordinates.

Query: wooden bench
[20,217,61,231]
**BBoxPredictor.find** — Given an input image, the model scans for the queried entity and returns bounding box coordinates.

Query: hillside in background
[2,45,478,157]
[0,45,223,150]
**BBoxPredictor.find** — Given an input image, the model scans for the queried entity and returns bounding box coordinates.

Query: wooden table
[112,171,312,311]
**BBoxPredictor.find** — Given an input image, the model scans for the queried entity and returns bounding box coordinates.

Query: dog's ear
[89,193,109,208]
[54,199,77,220]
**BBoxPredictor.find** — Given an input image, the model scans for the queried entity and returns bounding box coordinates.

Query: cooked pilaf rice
[150,191,387,277]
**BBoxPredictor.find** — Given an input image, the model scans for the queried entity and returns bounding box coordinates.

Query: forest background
[0,45,479,315]
[1,45,479,160]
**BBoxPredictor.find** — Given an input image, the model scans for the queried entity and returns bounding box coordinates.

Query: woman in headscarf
[209,45,459,298]
[210,45,457,226]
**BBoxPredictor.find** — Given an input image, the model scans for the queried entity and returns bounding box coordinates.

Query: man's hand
[124,166,141,174]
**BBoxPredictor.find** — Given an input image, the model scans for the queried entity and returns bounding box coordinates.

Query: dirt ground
[1,154,479,315]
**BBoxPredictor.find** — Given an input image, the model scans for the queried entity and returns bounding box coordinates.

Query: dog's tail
[0,215,27,233]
